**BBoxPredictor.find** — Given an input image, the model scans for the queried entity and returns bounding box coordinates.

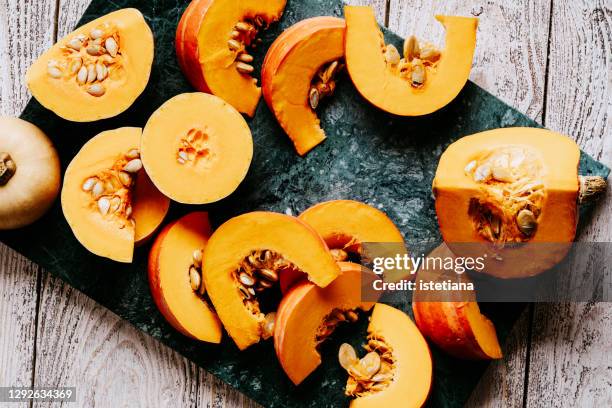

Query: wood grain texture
[528,1,612,407]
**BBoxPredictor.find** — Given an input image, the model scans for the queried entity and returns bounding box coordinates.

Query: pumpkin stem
[578,175,607,204]
[0,152,17,186]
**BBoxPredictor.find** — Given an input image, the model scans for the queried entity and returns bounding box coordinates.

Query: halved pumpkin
[280,200,406,293]
[340,303,432,407]
[176,0,287,117]
[434,127,606,278]
[412,243,502,360]
[148,212,222,343]
[274,262,375,385]
[262,17,346,155]
[201,211,340,350]
[61,127,169,262]
[344,6,477,116]
[140,93,253,204]
[26,8,154,122]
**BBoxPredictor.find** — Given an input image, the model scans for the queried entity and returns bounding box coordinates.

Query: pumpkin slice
[176,0,287,117]
[339,303,432,407]
[61,127,169,262]
[262,17,346,155]
[140,93,253,204]
[148,212,222,343]
[280,200,406,293]
[274,262,375,385]
[202,211,340,350]
[26,9,154,122]
[434,127,607,278]
[412,243,502,359]
[0,117,61,230]
[344,6,477,116]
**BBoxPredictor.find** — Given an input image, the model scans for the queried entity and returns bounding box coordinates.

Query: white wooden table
[1,0,610,406]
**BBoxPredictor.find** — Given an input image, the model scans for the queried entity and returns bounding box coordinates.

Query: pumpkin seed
[86,64,97,83]
[330,248,348,262]
[262,312,276,339]
[464,160,477,173]
[125,205,132,218]
[87,84,105,97]
[339,343,359,370]
[474,163,492,182]
[67,37,83,51]
[235,21,253,32]
[236,62,254,74]
[123,159,143,173]
[69,57,83,74]
[192,249,203,267]
[239,285,251,299]
[228,39,242,51]
[47,65,63,79]
[97,197,111,215]
[110,196,122,213]
[420,46,441,63]
[117,171,131,187]
[76,65,88,85]
[247,287,256,296]
[189,266,201,291]
[231,30,241,39]
[126,149,140,159]
[96,63,108,81]
[258,268,278,282]
[258,279,273,289]
[86,44,103,56]
[177,157,186,164]
[383,44,400,65]
[92,181,104,198]
[371,372,393,383]
[105,37,118,57]
[492,165,514,182]
[178,151,189,162]
[309,87,320,110]
[82,177,97,192]
[238,53,254,63]
[239,272,255,286]
[411,59,426,87]
[332,309,347,322]
[90,27,104,40]
[516,209,537,236]
[360,352,381,378]
[345,310,359,322]
[403,35,419,61]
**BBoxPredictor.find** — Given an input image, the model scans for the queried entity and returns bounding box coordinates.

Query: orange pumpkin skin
[148,212,222,343]
[411,244,502,360]
[262,17,346,155]
[175,0,287,117]
[434,127,581,278]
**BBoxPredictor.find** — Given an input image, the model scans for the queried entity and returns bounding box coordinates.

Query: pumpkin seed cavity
[48,23,122,97]
[382,35,441,88]
[229,17,267,79]
[81,148,140,227]
[177,128,211,165]
[0,152,17,186]
[339,336,396,397]
[315,308,361,346]
[309,60,344,110]
[465,146,545,244]
[233,249,298,339]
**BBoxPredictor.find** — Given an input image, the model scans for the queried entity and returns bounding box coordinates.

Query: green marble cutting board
[2,0,609,407]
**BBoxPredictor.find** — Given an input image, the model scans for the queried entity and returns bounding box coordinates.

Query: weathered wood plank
[528,1,612,406]
[0,0,56,403]
[387,1,553,406]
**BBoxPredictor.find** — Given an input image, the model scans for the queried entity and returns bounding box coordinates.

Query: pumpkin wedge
[176,0,287,117]
[62,127,169,262]
[149,212,222,343]
[344,6,477,116]
[274,262,375,385]
[140,93,253,204]
[434,127,607,278]
[202,211,340,350]
[262,17,346,155]
[412,243,502,360]
[339,304,432,408]
[26,9,154,122]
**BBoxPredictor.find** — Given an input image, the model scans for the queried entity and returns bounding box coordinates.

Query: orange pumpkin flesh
[262,17,346,155]
[176,0,287,117]
[202,211,340,350]
[344,6,477,116]
[140,93,253,204]
[274,262,375,385]
[346,303,432,408]
[26,9,154,122]
[61,127,169,262]
[411,244,502,360]
[148,212,222,343]
[434,127,581,278]
[280,200,406,293]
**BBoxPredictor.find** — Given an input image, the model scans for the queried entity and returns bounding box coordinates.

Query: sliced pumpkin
[176,0,287,117]
[148,212,222,343]
[412,243,502,360]
[140,92,253,204]
[274,262,375,385]
[344,6,477,116]
[202,211,340,350]
[262,17,346,155]
[61,127,169,262]
[26,8,154,122]
[434,127,606,278]
[340,303,432,407]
